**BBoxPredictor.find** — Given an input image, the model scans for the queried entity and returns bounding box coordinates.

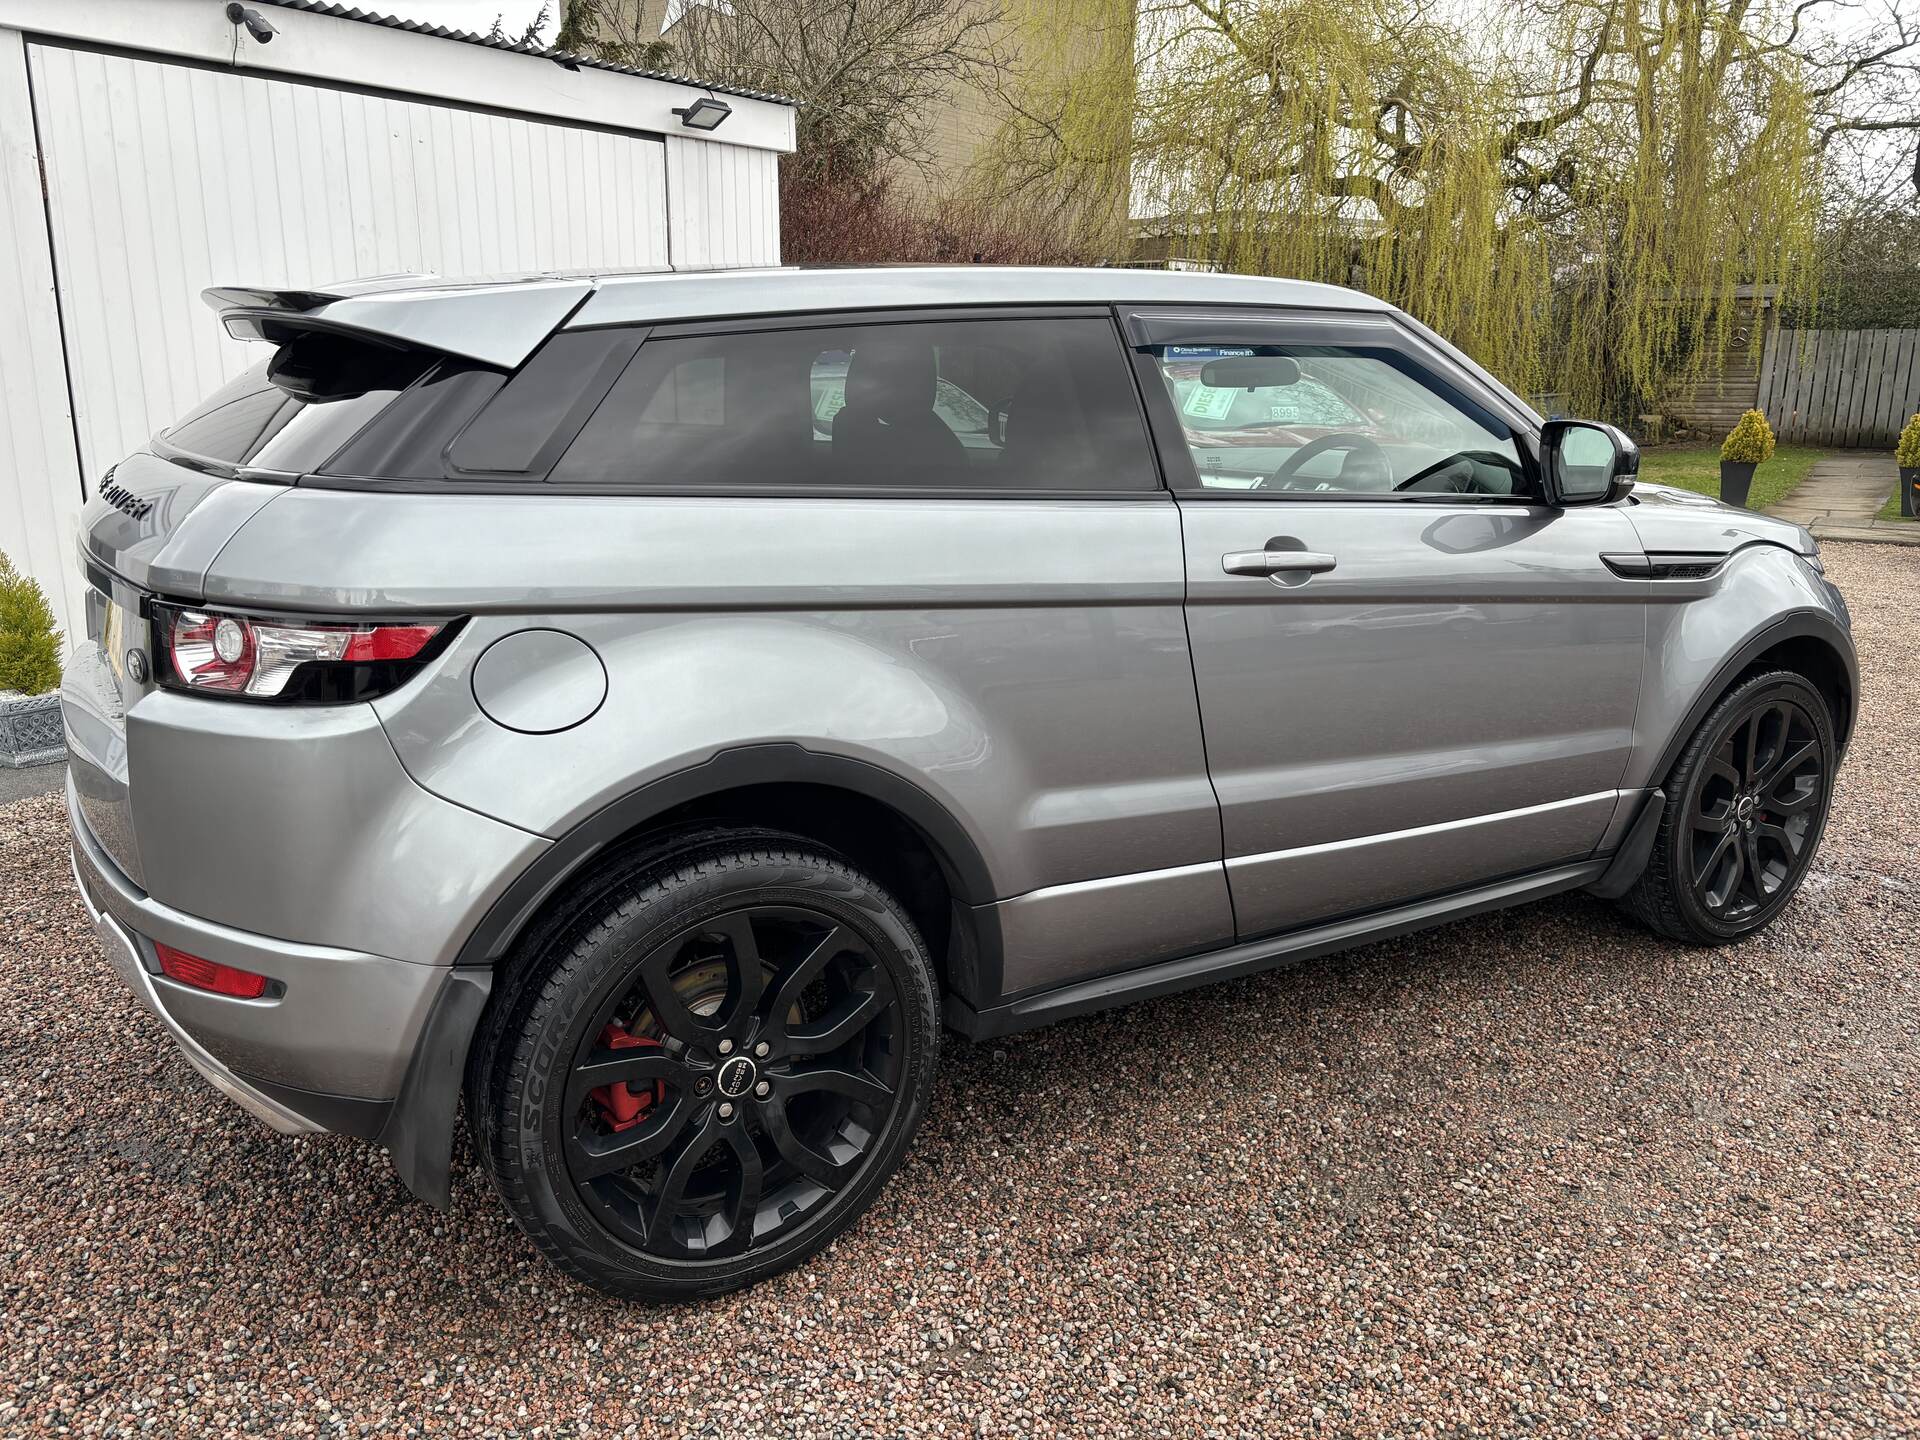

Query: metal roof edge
[254,1,795,105]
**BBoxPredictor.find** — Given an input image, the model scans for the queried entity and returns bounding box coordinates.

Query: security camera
[225,3,277,43]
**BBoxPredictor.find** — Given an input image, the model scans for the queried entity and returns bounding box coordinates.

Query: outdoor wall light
[225,3,276,43]
[672,96,732,131]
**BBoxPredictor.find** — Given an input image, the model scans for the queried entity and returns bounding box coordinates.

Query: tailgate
[64,450,285,886]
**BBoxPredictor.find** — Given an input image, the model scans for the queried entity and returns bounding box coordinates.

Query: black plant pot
[1720,460,1757,508]
[1902,465,1919,518]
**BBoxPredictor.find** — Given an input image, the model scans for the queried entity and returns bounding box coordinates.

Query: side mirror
[1540,419,1637,506]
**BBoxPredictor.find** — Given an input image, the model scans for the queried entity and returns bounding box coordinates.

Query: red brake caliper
[589,1022,665,1132]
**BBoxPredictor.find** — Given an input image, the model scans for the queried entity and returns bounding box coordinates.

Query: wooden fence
[1755,327,1920,447]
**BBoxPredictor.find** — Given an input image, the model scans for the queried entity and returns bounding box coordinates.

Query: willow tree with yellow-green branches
[978,0,1918,421]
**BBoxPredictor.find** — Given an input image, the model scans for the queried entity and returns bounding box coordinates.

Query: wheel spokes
[565,1048,689,1114]
[762,925,851,1029]
[1758,738,1818,791]
[785,987,887,1057]
[570,1091,695,1180]
[1741,830,1771,899]
[760,1096,855,1187]
[644,1112,723,1251]
[709,913,765,1030]
[636,947,722,1047]
[702,1126,766,1258]
[1694,828,1738,892]
[1768,784,1822,815]
[1693,803,1733,835]
[1740,708,1768,783]
[781,1065,894,1111]
[1696,829,1749,914]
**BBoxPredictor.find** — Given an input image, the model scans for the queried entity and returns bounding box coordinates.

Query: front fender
[1622,543,1856,792]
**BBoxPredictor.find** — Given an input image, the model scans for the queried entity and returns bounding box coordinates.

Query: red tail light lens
[156,944,270,999]
[154,605,451,703]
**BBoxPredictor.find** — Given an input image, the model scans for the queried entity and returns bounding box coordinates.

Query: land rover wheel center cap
[716,1055,758,1098]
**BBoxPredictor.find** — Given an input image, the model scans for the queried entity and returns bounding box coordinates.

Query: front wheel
[470,833,940,1300]
[1621,669,1835,944]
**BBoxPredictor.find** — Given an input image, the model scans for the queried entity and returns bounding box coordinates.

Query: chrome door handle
[1222,549,1338,577]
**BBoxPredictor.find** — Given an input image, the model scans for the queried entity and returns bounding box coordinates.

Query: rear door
[1128,307,1646,939]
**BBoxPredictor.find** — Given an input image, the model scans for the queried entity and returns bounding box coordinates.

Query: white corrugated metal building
[0,0,793,645]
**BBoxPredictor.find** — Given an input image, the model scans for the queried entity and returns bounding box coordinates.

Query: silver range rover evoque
[62,265,1855,1300]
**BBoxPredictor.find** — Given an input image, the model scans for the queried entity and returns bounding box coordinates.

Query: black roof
[255,1,796,105]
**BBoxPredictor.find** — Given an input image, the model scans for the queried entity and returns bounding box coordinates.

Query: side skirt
[945,859,1609,1040]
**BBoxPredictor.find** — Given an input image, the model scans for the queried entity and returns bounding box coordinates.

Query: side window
[550,316,1158,492]
[446,329,640,475]
[163,360,403,472]
[1148,345,1526,497]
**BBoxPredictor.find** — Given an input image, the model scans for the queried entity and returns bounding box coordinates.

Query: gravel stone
[1,540,1915,1437]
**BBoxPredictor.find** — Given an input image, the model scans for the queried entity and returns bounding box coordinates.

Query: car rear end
[62,281,555,1198]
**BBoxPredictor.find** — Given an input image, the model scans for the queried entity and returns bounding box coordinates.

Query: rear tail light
[153,604,453,703]
[155,943,271,999]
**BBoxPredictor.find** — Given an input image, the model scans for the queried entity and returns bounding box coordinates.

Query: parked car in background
[63,266,1855,1300]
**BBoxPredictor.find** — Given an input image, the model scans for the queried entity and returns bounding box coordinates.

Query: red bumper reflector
[155,944,270,999]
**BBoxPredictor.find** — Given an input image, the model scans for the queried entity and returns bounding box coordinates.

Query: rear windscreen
[160,361,406,472]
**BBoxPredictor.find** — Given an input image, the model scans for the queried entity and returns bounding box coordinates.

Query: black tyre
[469,831,939,1301]
[1621,669,1835,944]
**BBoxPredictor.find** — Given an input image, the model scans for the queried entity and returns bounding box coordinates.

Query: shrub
[1897,412,1920,469]
[1721,409,1776,464]
[0,552,62,695]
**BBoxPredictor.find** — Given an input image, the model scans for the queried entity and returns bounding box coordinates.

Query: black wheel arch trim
[450,744,1001,975]
[1649,609,1857,785]
[380,746,999,1209]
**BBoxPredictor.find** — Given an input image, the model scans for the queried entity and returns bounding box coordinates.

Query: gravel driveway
[4,542,1917,1439]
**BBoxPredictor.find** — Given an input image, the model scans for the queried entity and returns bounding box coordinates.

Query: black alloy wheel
[1686,696,1826,923]
[1622,669,1836,944]
[564,904,903,1261]
[471,831,939,1301]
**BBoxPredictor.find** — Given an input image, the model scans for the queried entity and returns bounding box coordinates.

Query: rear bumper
[70,844,325,1136]
[67,776,448,1129]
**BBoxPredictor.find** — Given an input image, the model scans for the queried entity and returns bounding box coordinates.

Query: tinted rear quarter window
[161,360,404,472]
[549,316,1159,493]
[447,329,641,475]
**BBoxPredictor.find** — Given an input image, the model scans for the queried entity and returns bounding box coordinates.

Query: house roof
[255,1,796,106]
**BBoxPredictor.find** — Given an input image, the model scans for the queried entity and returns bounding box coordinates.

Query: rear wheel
[1621,670,1835,944]
[470,832,939,1300]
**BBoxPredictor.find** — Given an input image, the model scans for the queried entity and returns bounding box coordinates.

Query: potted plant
[1898,411,1920,519]
[1719,409,1775,508]
[0,551,64,768]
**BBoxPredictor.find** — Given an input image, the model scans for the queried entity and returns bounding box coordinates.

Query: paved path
[1767,453,1917,545]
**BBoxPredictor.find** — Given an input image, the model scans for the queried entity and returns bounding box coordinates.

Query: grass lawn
[1634,442,1825,511]
[1878,485,1914,522]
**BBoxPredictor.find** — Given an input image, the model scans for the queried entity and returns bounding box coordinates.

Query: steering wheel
[1392,450,1523,495]
[1260,432,1391,490]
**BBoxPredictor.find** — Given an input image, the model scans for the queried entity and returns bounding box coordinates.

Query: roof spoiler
[200,275,595,369]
